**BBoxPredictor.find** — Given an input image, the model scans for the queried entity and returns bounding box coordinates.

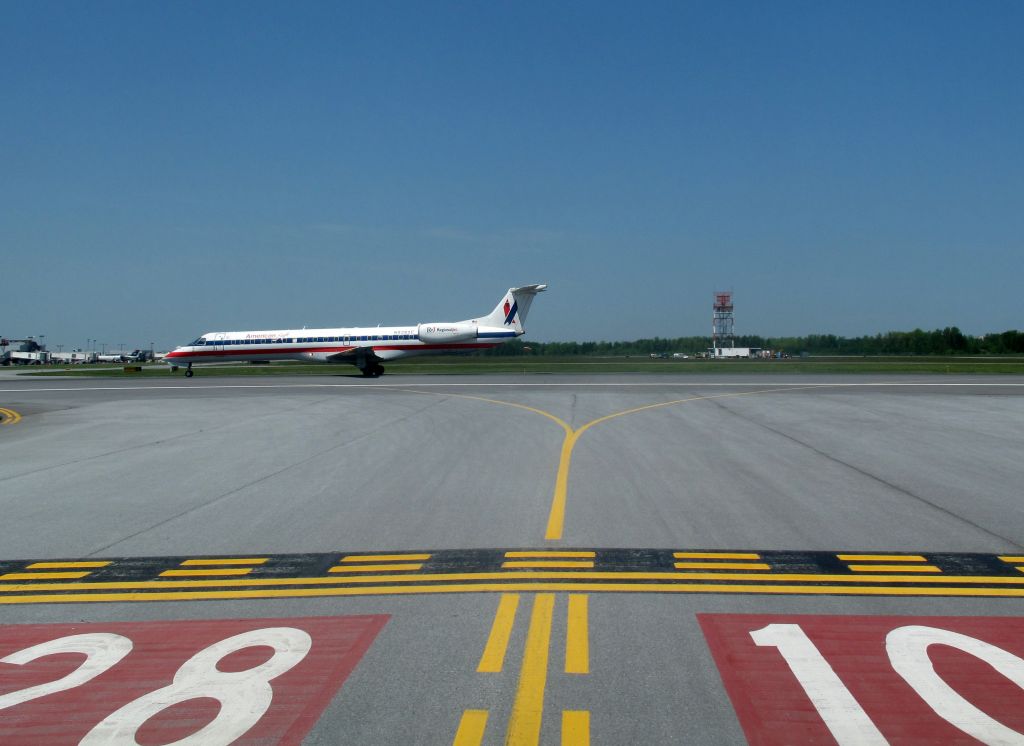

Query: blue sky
[2,1,1021,350]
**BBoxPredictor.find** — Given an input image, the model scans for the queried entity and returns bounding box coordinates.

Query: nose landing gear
[184,363,194,378]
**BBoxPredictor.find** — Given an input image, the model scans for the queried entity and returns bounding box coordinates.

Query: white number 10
[752,623,1024,746]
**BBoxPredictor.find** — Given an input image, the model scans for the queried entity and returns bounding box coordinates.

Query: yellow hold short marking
[8,568,1024,594]
[674,562,771,571]
[329,563,424,573]
[341,553,432,562]
[160,568,254,577]
[26,561,110,569]
[181,558,268,566]
[505,551,596,559]
[503,561,595,569]
[674,552,761,560]
[0,571,91,580]
[847,564,941,573]
[5,581,1024,605]
[838,554,928,562]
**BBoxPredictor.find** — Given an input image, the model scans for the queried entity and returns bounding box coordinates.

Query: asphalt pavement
[1,373,1022,744]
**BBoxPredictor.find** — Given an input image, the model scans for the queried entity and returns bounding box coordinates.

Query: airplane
[165,284,547,378]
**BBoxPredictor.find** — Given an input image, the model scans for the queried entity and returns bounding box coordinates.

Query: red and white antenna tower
[712,291,735,349]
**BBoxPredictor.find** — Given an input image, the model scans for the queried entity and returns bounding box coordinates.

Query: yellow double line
[455,593,590,745]
[0,407,22,426]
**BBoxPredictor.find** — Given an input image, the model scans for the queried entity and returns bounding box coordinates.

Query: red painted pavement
[700,614,1024,745]
[0,615,387,745]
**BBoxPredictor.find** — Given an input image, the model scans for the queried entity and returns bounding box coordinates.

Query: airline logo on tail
[503,299,518,325]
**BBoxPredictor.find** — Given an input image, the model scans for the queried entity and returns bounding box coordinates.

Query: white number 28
[0,626,311,746]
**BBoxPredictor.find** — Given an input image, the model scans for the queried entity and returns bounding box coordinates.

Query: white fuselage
[165,324,517,366]
[165,284,546,376]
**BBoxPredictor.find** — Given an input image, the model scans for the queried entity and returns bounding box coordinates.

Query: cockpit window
[190,337,206,346]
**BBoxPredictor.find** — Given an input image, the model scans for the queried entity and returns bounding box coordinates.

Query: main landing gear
[184,363,194,378]
[361,363,384,378]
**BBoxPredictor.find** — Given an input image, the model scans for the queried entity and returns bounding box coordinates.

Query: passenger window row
[195,335,413,346]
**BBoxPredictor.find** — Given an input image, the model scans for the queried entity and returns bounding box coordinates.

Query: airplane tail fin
[472,284,548,334]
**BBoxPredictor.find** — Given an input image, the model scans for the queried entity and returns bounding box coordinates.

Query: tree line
[483,328,1024,357]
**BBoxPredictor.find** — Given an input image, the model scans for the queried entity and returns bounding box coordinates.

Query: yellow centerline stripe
[5,581,1024,605]
[506,593,555,745]
[674,562,771,571]
[159,568,254,577]
[394,385,830,543]
[505,551,596,559]
[503,561,595,569]
[26,561,111,569]
[543,385,831,540]
[999,556,1024,563]
[181,558,268,566]
[477,593,519,673]
[838,554,928,562]
[674,552,761,560]
[5,569,1024,591]
[562,711,590,746]
[546,432,579,541]
[847,564,941,573]
[0,407,22,425]
[329,563,423,573]
[0,572,91,580]
[452,710,489,746]
[565,595,589,674]
[341,554,432,562]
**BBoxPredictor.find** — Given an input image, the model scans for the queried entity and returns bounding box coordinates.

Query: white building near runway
[708,347,762,358]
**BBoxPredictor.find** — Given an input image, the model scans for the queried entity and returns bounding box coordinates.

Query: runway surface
[1,374,1022,744]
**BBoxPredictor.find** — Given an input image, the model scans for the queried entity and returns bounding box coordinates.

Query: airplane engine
[417,323,477,343]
